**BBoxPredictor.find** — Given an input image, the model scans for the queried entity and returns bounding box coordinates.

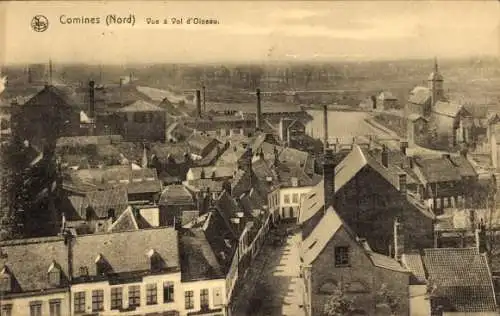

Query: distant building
[376,91,399,110]
[405,59,473,149]
[115,100,167,142]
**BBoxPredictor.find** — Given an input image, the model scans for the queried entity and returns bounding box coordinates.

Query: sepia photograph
[1,1,500,315]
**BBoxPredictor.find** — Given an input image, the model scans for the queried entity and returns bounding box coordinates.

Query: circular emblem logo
[31,15,49,32]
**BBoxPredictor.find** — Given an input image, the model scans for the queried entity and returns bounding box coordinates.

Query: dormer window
[147,249,164,272]
[95,254,112,276]
[0,266,11,292]
[79,266,89,277]
[47,262,61,287]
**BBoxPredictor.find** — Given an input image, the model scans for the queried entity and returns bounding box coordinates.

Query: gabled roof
[407,113,428,122]
[188,166,234,180]
[23,85,80,109]
[448,155,477,178]
[159,185,194,205]
[0,237,68,294]
[115,100,164,112]
[107,206,152,233]
[401,252,427,284]
[65,186,129,219]
[378,91,397,101]
[183,179,225,193]
[300,207,407,273]
[71,227,179,279]
[413,156,463,184]
[408,86,431,105]
[422,247,497,313]
[179,229,225,281]
[300,207,344,265]
[433,101,466,118]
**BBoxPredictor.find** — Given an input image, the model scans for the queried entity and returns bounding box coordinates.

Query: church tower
[428,57,444,107]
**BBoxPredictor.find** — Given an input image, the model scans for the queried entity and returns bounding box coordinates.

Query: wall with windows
[279,186,314,219]
[181,279,227,316]
[308,227,409,316]
[0,291,69,316]
[69,272,182,316]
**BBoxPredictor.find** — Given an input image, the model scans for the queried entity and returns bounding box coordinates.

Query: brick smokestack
[323,148,335,212]
[256,88,262,131]
[89,80,95,118]
[196,89,202,117]
[393,217,405,261]
[323,104,328,150]
[202,85,206,112]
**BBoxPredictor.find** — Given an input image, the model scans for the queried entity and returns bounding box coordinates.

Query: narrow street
[231,223,305,316]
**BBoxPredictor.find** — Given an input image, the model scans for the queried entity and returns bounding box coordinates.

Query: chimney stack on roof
[323,104,328,150]
[381,144,389,168]
[475,219,487,254]
[256,88,262,131]
[400,140,408,156]
[196,90,202,117]
[398,173,407,195]
[323,148,336,212]
[393,217,405,261]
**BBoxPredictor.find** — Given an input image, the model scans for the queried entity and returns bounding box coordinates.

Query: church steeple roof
[428,57,444,81]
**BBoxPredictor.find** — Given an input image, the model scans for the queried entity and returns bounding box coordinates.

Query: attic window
[0,267,11,292]
[309,202,318,210]
[95,254,111,276]
[79,266,89,277]
[148,249,164,272]
[308,193,317,200]
[48,262,61,286]
[308,240,318,249]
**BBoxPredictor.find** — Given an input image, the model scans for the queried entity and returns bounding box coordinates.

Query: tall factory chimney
[323,104,328,150]
[196,89,202,117]
[89,80,96,136]
[202,85,206,112]
[256,88,262,131]
[323,148,336,212]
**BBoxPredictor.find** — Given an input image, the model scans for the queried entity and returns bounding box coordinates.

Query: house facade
[300,208,410,316]
[116,100,167,142]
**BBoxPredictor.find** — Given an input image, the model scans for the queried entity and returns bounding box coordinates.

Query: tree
[376,283,400,316]
[322,284,355,316]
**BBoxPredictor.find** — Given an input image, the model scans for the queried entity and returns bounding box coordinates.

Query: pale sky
[1,1,500,64]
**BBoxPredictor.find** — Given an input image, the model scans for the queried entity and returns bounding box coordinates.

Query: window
[200,288,209,309]
[49,299,61,316]
[212,287,223,307]
[335,246,350,267]
[185,290,194,310]
[29,302,42,316]
[48,268,60,286]
[292,193,299,204]
[1,304,12,316]
[74,291,85,313]
[146,283,158,305]
[284,194,290,204]
[79,266,89,277]
[0,274,11,292]
[128,285,141,307]
[163,281,175,303]
[110,287,123,310]
[92,289,104,312]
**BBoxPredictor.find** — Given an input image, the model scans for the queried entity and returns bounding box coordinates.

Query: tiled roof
[275,162,315,188]
[413,156,463,184]
[107,206,152,233]
[422,247,497,312]
[300,207,344,265]
[298,184,324,224]
[179,229,225,281]
[188,166,234,180]
[71,228,179,279]
[433,101,465,118]
[407,113,428,122]
[378,91,397,101]
[203,210,238,269]
[181,210,200,227]
[367,251,408,273]
[115,100,164,113]
[65,186,129,219]
[127,180,162,195]
[56,135,123,148]
[401,252,427,284]
[187,134,218,154]
[23,85,80,109]
[449,155,477,178]
[0,237,69,294]
[159,185,194,205]
[184,179,225,193]
[408,86,431,105]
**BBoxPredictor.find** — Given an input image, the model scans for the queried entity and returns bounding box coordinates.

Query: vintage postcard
[1,1,500,315]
